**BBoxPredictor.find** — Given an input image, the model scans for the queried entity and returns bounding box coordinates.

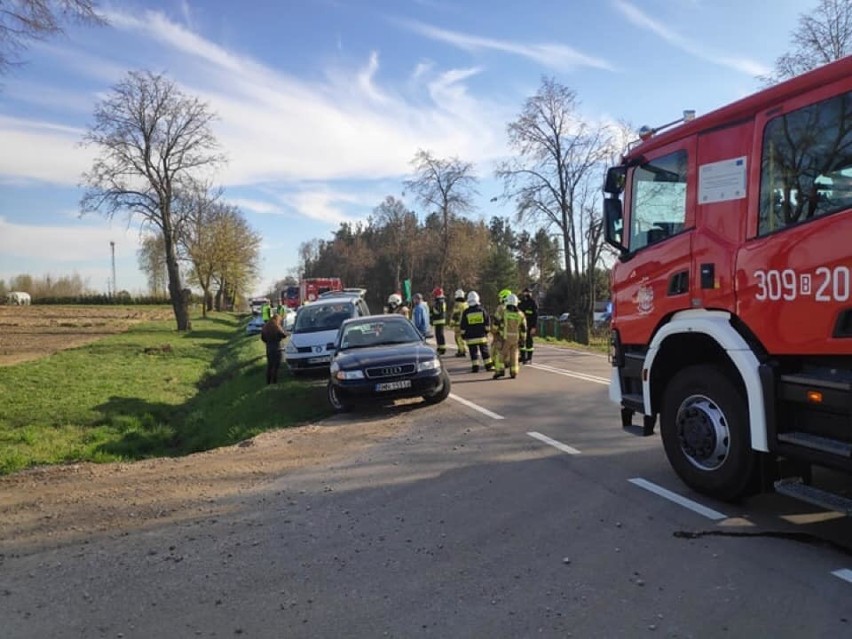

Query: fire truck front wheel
[660,364,756,501]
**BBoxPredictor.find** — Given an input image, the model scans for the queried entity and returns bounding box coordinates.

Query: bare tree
[761,0,852,85]
[81,70,226,330]
[496,77,615,343]
[371,196,418,293]
[404,149,479,287]
[0,0,105,74]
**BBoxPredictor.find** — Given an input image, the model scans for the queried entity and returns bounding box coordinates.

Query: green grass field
[536,333,610,355]
[0,311,330,474]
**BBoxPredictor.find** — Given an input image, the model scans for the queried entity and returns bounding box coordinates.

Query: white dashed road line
[832,569,852,584]
[529,363,610,386]
[527,431,581,455]
[629,478,728,521]
[449,393,505,420]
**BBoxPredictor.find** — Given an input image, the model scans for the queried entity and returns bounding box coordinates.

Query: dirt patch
[0,305,174,367]
[0,414,408,551]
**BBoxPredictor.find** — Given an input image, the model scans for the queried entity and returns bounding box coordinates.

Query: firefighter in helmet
[387,293,410,319]
[430,287,448,355]
[449,289,468,357]
[518,286,538,364]
[459,291,493,373]
[490,288,512,378]
[494,293,526,379]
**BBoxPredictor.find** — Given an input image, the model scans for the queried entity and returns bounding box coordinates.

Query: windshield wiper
[372,339,412,347]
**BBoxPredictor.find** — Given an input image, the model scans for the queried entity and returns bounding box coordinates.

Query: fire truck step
[777,432,852,458]
[773,478,852,516]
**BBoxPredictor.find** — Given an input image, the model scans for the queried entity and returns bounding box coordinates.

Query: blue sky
[0,0,808,296]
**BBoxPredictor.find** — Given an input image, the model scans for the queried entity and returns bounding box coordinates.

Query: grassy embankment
[0,312,330,474]
[536,332,610,355]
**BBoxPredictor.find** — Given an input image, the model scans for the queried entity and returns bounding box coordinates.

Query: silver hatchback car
[284,295,370,374]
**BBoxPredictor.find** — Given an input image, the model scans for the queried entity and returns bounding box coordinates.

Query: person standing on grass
[261,313,288,384]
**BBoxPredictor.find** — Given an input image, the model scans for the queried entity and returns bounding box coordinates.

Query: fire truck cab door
[736,84,852,356]
[614,138,696,346]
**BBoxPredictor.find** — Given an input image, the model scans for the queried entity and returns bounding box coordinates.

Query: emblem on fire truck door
[634,278,654,315]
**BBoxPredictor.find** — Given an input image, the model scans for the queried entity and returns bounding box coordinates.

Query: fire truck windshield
[630,150,688,251]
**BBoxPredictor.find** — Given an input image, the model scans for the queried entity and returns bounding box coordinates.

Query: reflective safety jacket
[501,307,527,344]
[491,303,505,337]
[460,304,490,344]
[430,297,447,326]
[450,300,467,326]
[395,305,411,320]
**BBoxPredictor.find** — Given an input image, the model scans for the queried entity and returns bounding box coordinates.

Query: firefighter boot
[492,370,505,380]
[472,364,480,373]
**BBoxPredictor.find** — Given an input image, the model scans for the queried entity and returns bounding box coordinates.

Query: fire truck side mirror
[604,165,626,195]
[604,198,627,255]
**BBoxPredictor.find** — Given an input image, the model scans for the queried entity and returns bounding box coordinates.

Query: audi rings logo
[382,366,403,376]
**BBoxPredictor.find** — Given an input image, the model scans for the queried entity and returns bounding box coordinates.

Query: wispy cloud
[95,9,505,187]
[395,19,614,72]
[0,116,93,185]
[0,215,142,263]
[612,0,770,76]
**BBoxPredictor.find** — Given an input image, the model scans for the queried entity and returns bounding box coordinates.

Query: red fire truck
[298,277,343,305]
[603,56,852,510]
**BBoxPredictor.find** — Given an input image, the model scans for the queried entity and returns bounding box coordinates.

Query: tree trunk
[199,286,209,318]
[163,234,190,331]
[214,282,223,312]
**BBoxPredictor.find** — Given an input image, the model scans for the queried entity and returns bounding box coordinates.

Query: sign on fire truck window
[758,90,852,237]
[698,157,746,204]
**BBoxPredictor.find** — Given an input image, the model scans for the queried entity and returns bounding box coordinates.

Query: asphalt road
[2,339,852,638]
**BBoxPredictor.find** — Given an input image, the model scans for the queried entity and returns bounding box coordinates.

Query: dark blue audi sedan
[327,315,451,412]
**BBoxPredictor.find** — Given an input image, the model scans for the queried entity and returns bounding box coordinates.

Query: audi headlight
[335,369,365,380]
[285,341,297,354]
[417,358,441,372]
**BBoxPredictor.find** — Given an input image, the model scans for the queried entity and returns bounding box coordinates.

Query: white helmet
[387,293,402,306]
[467,291,480,305]
[454,289,465,300]
[505,293,519,306]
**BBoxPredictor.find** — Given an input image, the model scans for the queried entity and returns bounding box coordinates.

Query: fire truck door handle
[700,263,715,289]
[834,308,852,338]
[667,270,689,295]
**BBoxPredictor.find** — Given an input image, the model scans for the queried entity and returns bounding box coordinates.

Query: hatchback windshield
[293,302,355,333]
[339,317,421,349]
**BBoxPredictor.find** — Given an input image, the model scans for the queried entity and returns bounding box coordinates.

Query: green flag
[403,278,412,303]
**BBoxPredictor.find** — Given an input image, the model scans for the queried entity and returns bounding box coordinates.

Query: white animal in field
[6,291,31,305]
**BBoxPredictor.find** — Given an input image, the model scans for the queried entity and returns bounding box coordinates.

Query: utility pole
[110,241,116,298]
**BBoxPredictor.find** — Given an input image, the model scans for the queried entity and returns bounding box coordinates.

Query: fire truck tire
[660,364,755,501]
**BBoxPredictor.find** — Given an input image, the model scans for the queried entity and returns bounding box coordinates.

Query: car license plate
[375,380,412,392]
[307,356,331,364]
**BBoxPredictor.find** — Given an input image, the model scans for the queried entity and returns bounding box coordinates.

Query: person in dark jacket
[260,313,288,384]
[430,287,448,355]
[518,287,538,364]
[459,291,493,373]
